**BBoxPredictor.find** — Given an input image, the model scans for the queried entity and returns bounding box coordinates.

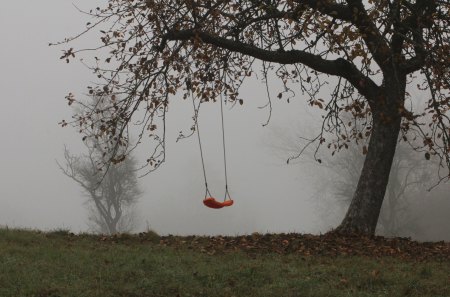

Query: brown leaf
[362,146,368,155]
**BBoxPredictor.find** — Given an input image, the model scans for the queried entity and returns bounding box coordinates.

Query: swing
[203,197,233,208]
[192,84,234,209]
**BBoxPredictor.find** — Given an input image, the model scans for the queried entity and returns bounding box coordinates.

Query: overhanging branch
[165,29,380,103]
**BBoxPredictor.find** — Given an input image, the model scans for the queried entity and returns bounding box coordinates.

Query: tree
[59,96,142,234]
[315,141,430,237]
[269,120,432,237]
[59,146,142,234]
[58,0,450,235]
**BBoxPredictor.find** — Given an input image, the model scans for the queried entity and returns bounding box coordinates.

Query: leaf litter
[97,232,450,261]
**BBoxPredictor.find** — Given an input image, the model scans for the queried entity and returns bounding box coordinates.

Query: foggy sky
[0,1,332,235]
[3,2,447,240]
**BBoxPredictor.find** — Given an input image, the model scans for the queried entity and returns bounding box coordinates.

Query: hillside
[0,228,449,297]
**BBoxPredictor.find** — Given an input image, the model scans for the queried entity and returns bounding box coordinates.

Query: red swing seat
[203,197,234,209]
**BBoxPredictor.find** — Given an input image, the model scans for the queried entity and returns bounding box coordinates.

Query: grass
[0,228,449,297]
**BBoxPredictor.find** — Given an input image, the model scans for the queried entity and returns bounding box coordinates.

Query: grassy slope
[0,228,449,297]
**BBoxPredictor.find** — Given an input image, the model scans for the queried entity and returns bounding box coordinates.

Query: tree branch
[345,0,392,71]
[399,0,437,74]
[294,0,352,22]
[164,29,380,103]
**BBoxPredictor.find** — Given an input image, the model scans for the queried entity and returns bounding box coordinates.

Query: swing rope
[191,94,212,198]
[190,77,233,208]
[219,90,231,201]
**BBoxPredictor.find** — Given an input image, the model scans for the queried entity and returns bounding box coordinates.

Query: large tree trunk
[336,115,401,234]
[107,221,118,235]
[336,80,405,235]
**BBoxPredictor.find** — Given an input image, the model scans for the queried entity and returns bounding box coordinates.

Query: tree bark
[107,220,118,235]
[336,80,405,235]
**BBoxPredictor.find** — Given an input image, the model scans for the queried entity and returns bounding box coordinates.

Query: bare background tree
[316,141,432,236]
[59,95,142,234]
[329,146,450,241]
[59,145,142,234]
[269,118,450,240]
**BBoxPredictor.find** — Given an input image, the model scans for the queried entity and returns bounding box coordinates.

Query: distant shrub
[46,228,72,238]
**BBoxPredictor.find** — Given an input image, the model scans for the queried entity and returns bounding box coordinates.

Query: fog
[0,1,448,240]
[0,1,321,236]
